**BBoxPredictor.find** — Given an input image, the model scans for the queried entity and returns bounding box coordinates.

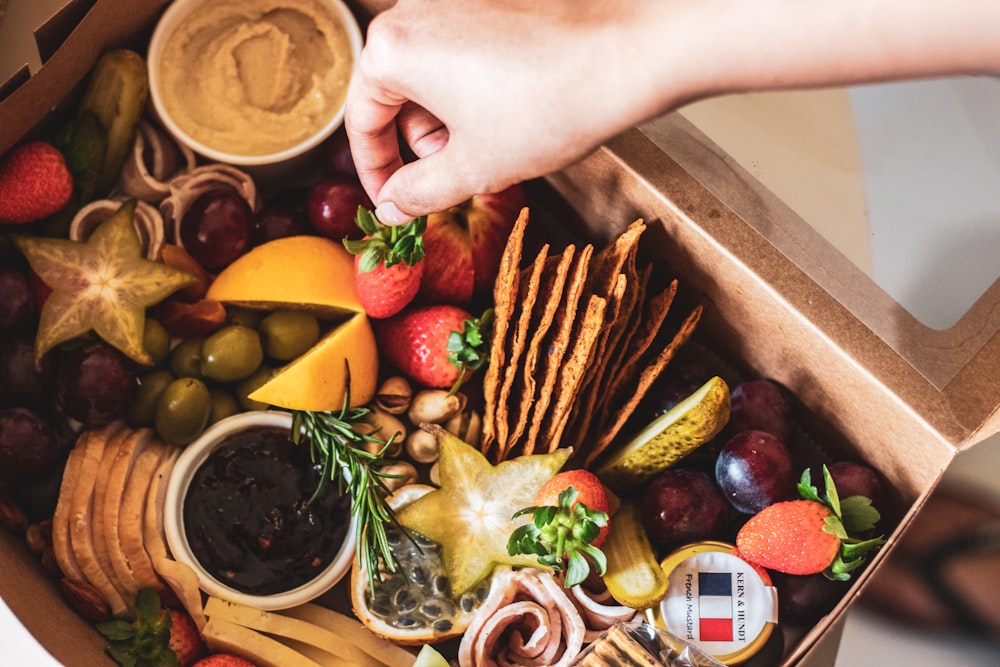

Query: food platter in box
[2,1,998,666]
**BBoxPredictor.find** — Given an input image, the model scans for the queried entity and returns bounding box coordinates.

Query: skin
[345,0,1000,224]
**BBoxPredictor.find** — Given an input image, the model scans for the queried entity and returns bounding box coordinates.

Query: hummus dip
[157,0,355,157]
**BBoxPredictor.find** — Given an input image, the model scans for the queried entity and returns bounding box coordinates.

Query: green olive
[200,325,264,383]
[155,377,211,446]
[168,337,205,380]
[226,306,264,330]
[208,388,240,425]
[234,366,274,412]
[142,319,171,367]
[127,369,175,427]
[258,310,321,361]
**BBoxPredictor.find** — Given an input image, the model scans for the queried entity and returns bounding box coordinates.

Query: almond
[0,493,28,534]
[60,577,113,623]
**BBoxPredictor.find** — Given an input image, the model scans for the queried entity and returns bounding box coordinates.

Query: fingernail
[375,202,412,225]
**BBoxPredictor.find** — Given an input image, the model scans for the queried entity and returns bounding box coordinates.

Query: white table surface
[5,77,1000,665]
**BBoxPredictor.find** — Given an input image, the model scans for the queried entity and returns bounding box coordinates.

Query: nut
[0,493,28,534]
[60,578,113,623]
[25,523,47,555]
[380,461,419,492]
[40,546,60,574]
[429,461,441,486]
[356,406,406,457]
[374,376,413,415]
[405,428,440,464]
[408,389,466,425]
[444,409,483,446]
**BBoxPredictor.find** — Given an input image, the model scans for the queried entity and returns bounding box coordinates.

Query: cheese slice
[248,311,378,411]
[283,603,416,667]
[206,235,362,314]
[202,617,322,667]
[204,597,387,667]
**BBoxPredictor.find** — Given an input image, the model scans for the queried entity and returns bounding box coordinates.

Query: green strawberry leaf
[797,467,821,502]
[96,620,135,642]
[840,495,882,533]
[823,465,843,518]
[822,514,849,541]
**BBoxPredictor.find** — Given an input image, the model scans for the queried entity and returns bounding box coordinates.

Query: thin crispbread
[495,243,549,458]
[587,305,703,465]
[539,293,608,453]
[480,207,530,458]
[508,248,576,457]
[115,434,168,603]
[521,243,593,457]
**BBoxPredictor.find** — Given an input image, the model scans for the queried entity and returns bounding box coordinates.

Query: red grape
[0,266,35,336]
[55,341,138,426]
[827,461,885,506]
[180,188,253,269]
[0,336,54,409]
[640,468,729,551]
[306,174,371,241]
[716,429,797,514]
[252,189,310,246]
[0,407,60,483]
[771,571,848,624]
[728,379,794,442]
[324,126,357,176]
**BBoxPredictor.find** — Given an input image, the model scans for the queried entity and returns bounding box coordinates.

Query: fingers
[344,73,408,209]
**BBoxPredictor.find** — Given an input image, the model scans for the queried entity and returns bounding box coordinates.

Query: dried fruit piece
[13,200,195,365]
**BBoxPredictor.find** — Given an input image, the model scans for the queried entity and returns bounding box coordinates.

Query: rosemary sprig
[289,367,407,591]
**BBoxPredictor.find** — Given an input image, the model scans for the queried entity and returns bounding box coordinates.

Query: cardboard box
[3,0,998,665]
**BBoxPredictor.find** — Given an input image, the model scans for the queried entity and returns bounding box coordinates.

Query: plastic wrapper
[571,621,726,667]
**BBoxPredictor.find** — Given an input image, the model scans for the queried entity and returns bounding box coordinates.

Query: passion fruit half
[351,484,493,645]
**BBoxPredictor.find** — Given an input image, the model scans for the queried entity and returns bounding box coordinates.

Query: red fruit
[0,141,74,224]
[354,254,425,319]
[307,174,371,241]
[374,304,487,390]
[192,654,256,667]
[534,470,611,547]
[168,609,206,667]
[344,209,426,319]
[735,500,840,576]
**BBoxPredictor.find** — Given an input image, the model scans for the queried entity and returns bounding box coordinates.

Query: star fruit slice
[13,200,195,365]
[394,425,570,596]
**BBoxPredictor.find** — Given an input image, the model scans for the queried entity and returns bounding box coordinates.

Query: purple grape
[251,190,310,246]
[716,430,797,514]
[641,468,729,551]
[728,379,794,442]
[0,266,35,337]
[0,407,60,484]
[180,188,252,269]
[771,571,849,625]
[55,342,138,425]
[0,336,54,409]
[827,461,885,506]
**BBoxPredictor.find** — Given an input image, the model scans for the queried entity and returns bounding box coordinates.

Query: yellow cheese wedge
[248,311,378,411]
[203,597,388,667]
[276,638,358,667]
[283,602,416,667]
[202,617,322,667]
[206,235,362,314]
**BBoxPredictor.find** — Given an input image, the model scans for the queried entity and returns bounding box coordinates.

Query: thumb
[373,148,487,224]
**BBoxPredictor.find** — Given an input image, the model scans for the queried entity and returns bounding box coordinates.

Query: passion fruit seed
[366,525,489,632]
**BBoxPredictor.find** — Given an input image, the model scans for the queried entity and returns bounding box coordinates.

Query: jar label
[658,550,778,656]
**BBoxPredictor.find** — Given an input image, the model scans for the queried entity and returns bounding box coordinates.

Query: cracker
[586,305,703,465]
[540,293,608,453]
[522,244,594,457]
[507,249,576,457]
[585,219,644,299]
[494,242,549,458]
[480,207,530,457]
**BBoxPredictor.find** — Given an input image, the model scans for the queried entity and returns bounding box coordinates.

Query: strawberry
[344,208,426,318]
[96,588,206,667]
[508,469,611,587]
[192,655,256,667]
[374,304,491,392]
[0,141,74,225]
[735,466,885,580]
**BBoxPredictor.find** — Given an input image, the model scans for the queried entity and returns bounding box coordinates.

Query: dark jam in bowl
[183,426,350,595]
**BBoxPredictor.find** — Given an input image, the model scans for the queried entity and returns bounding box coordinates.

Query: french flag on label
[698,571,734,641]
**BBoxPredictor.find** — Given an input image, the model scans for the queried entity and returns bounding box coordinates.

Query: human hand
[345,0,681,224]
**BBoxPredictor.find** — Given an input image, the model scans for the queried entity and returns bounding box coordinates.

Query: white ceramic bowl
[163,410,357,610]
[147,0,362,169]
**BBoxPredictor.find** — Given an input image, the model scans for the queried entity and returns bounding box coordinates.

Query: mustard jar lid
[645,541,778,665]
